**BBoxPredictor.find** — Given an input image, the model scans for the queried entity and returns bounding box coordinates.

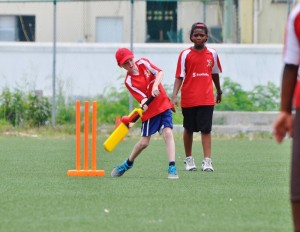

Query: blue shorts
[140,109,173,136]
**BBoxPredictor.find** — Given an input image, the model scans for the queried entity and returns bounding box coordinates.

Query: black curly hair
[190,22,208,42]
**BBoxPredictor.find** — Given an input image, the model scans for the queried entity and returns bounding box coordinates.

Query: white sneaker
[184,156,197,171]
[201,158,214,172]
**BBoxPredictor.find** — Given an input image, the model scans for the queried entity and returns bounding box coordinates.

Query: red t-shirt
[175,47,222,108]
[283,3,300,108]
[124,58,172,122]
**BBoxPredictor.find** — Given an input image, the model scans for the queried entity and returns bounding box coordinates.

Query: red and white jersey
[124,58,172,122]
[175,46,222,107]
[284,3,300,108]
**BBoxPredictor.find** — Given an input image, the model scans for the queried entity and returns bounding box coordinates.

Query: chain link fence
[0,0,298,124]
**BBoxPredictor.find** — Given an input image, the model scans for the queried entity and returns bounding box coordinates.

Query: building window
[146,1,178,43]
[0,15,35,42]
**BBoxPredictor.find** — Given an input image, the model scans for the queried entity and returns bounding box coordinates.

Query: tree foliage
[0,88,51,127]
[215,77,280,111]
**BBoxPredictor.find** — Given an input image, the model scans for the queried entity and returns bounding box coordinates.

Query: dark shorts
[141,109,173,136]
[182,106,214,134]
[291,108,300,202]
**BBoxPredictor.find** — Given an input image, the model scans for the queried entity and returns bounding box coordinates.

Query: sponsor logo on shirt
[207,59,213,68]
[144,69,151,78]
[192,72,209,77]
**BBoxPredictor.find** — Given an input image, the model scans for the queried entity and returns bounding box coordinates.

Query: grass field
[0,132,293,232]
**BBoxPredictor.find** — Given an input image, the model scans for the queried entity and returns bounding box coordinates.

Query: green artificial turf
[0,134,292,232]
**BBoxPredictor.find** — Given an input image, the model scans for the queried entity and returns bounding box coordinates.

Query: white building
[0,0,298,44]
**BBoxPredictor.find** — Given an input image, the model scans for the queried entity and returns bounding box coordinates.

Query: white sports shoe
[201,158,214,172]
[184,156,197,171]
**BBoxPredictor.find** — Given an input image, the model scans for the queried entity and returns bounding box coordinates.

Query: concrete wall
[0,42,283,97]
[178,1,221,42]
[172,111,278,135]
[211,111,277,135]
[239,0,253,43]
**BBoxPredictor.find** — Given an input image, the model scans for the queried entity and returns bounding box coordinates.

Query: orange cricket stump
[67,100,105,177]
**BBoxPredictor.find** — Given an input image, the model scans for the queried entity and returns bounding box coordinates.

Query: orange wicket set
[67,100,105,177]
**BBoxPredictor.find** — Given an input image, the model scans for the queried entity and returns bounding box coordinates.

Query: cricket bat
[103,96,154,152]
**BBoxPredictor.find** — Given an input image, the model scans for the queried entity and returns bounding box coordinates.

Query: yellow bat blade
[103,108,143,153]
[103,122,129,152]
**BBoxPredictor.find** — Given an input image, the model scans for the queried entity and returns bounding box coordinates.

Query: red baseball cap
[115,48,134,65]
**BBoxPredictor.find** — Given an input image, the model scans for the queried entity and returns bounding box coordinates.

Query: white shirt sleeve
[283,3,300,65]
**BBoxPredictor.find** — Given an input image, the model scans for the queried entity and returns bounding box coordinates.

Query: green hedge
[0,78,280,127]
[0,88,51,127]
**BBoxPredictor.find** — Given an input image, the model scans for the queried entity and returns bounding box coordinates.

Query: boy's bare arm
[171,78,183,106]
[281,64,298,113]
[152,71,164,97]
[212,74,222,94]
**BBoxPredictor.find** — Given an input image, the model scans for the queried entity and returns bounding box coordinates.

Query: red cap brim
[119,54,134,65]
